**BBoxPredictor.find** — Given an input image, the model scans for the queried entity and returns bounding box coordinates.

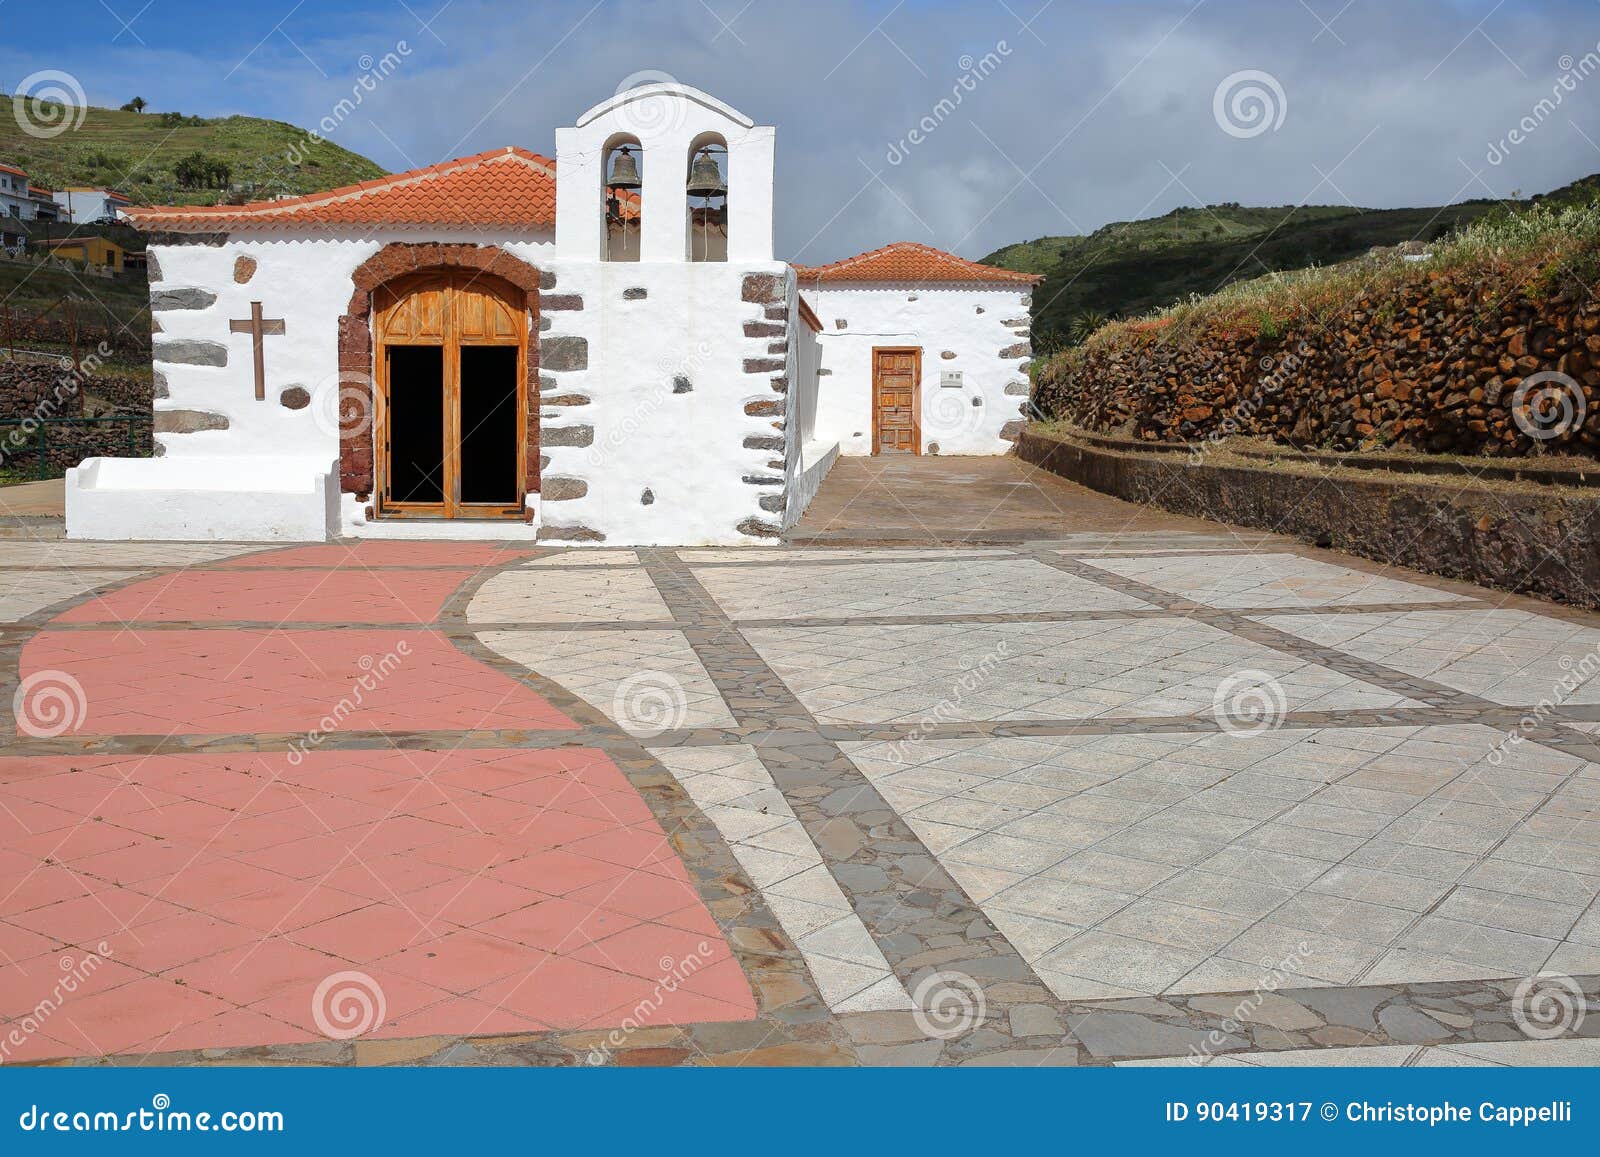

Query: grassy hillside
[0,96,386,208]
[981,201,1520,348]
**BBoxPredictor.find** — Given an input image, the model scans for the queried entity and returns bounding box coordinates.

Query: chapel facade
[68,81,1040,543]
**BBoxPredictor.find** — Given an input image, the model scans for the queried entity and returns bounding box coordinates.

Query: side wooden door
[872,347,921,455]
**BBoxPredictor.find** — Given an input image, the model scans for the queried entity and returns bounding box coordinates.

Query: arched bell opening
[602,134,642,262]
[685,132,728,262]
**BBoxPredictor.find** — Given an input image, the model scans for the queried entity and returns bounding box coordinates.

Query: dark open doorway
[386,345,445,505]
[459,346,520,505]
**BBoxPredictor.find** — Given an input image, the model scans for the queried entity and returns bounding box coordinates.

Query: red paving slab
[0,748,757,1059]
[56,568,473,624]
[218,542,537,569]
[17,628,579,736]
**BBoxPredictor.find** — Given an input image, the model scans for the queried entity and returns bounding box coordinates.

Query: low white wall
[802,283,1032,456]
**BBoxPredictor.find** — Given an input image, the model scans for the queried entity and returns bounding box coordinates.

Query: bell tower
[556,80,775,263]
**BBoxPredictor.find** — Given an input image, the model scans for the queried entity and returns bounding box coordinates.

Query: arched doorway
[373,269,528,519]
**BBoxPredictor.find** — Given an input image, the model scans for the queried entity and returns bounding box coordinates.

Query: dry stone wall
[1034,263,1600,458]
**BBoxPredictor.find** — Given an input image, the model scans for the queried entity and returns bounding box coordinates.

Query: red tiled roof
[123,147,561,233]
[793,241,1042,285]
[0,163,26,179]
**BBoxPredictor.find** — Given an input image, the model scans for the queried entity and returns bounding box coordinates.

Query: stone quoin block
[759,494,786,513]
[233,256,257,284]
[540,270,557,290]
[763,305,788,321]
[1005,381,1030,395]
[542,393,590,407]
[153,338,228,366]
[152,370,169,399]
[541,477,588,501]
[150,287,218,311]
[541,294,583,311]
[541,336,589,372]
[540,524,605,542]
[743,434,785,451]
[542,424,595,447]
[1000,420,1025,441]
[146,252,163,282]
[767,342,787,355]
[744,399,782,417]
[154,409,229,434]
[1000,342,1032,358]
[744,474,782,486]
[743,358,784,374]
[740,273,784,303]
[279,386,311,410]
[737,517,781,538]
[743,321,785,338]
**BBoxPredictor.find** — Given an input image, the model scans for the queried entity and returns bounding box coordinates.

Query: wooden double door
[374,271,529,519]
[872,347,921,455]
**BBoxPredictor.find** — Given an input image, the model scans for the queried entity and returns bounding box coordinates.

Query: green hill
[980,183,1600,349]
[0,96,386,209]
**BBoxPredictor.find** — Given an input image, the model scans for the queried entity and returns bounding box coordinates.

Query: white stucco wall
[536,259,794,545]
[141,229,792,545]
[801,282,1033,456]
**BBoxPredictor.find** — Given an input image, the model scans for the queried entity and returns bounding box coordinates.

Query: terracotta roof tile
[123,147,561,233]
[793,241,1041,285]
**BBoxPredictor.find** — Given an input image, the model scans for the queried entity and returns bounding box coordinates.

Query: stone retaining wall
[1033,257,1600,458]
[1016,428,1600,608]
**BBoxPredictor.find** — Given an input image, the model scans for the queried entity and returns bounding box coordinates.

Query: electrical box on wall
[940,371,963,389]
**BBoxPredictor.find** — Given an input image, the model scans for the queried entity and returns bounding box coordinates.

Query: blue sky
[3,0,1597,262]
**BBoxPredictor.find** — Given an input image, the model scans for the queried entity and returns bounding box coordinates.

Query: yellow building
[39,235,125,272]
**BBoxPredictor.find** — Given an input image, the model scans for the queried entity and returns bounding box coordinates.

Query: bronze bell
[607,146,641,190]
[686,149,727,197]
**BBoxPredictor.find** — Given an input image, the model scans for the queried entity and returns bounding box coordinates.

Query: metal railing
[0,415,154,481]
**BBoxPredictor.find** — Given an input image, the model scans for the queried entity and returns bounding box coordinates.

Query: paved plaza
[1,462,1598,1066]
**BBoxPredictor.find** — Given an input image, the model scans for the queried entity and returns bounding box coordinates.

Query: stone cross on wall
[229,302,286,401]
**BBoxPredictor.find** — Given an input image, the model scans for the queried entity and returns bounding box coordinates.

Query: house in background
[39,235,125,272]
[73,80,1039,544]
[52,186,131,223]
[0,163,64,221]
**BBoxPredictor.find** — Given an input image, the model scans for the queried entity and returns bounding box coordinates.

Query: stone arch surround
[337,243,545,509]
